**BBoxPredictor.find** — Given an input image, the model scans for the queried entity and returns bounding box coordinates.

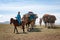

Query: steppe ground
[0,24,60,40]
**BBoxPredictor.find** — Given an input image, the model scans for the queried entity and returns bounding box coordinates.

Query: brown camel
[40,14,56,28]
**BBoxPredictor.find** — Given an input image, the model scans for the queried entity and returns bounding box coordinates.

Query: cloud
[0,15,3,18]
[0,14,15,22]
[0,4,60,11]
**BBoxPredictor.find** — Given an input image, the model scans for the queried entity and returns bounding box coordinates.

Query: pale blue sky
[0,0,60,14]
[0,0,60,24]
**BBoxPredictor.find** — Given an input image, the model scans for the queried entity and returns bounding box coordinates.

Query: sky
[0,0,60,25]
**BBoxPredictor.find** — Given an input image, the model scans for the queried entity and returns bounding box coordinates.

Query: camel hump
[44,14,50,16]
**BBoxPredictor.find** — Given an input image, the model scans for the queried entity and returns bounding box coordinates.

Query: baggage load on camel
[27,11,36,21]
[23,11,38,22]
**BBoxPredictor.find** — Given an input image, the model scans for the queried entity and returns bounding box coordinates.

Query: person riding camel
[15,11,21,25]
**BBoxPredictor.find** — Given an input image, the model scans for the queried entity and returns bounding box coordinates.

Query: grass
[0,24,60,40]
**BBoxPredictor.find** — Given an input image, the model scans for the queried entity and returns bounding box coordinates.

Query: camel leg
[50,23,52,28]
[45,23,47,28]
[27,24,30,32]
[50,23,54,28]
[31,21,35,29]
[40,21,41,26]
[31,25,34,29]
[22,26,25,33]
[52,23,55,28]
[40,23,41,26]
[53,23,55,28]
[48,23,51,28]
[26,24,29,32]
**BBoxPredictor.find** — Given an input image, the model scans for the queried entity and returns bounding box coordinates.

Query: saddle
[16,20,22,26]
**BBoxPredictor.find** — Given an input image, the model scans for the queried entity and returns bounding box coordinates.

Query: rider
[16,11,21,25]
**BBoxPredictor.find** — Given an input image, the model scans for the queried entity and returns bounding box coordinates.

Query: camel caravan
[10,11,56,33]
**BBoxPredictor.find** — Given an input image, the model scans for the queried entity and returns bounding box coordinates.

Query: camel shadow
[53,26,60,29]
[29,28,41,32]
[47,26,60,29]
[16,32,28,34]
[15,28,42,34]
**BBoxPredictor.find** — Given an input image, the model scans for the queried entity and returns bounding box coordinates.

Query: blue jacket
[16,14,21,24]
